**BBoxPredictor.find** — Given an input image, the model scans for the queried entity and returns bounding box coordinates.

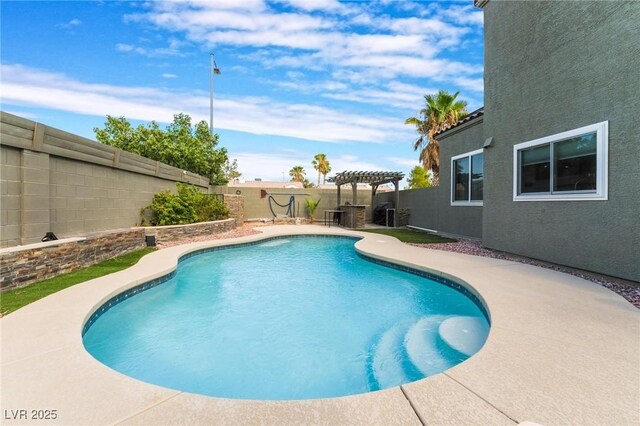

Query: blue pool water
[83,236,489,400]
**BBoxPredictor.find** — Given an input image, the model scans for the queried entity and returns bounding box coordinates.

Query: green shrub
[143,183,229,226]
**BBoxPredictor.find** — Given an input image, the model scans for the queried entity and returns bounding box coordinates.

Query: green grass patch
[358,228,456,244]
[0,247,155,316]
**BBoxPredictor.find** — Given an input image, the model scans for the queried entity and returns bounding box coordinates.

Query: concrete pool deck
[1,225,638,425]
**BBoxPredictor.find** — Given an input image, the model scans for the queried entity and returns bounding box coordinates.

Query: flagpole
[209,53,214,135]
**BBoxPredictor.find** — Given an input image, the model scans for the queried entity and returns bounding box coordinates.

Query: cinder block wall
[0,112,210,248]
[1,146,23,247]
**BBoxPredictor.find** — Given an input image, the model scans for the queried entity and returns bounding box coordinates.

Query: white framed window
[451,149,483,206]
[513,121,608,201]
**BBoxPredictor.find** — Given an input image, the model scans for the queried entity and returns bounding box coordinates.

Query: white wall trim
[451,149,484,206]
[512,121,608,202]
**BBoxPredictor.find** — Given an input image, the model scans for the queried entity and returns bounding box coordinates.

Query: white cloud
[330,155,387,173]
[278,0,350,13]
[116,43,141,53]
[231,150,387,182]
[321,82,433,111]
[438,5,484,27]
[115,42,186,58]
[57,18,82,29]
[2,110,39,120]
[1,64,412,145]
[161,73,178,79]
[387,156,421,168]
[274,78,347,94]
[234,149,390,180]
[232,151,310,181]
[453,76,484,93]
[125,1,482,83]
[273,77,452,112]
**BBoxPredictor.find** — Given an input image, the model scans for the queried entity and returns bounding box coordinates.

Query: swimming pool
[83,236,489,400]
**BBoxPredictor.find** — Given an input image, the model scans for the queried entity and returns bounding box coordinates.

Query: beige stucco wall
[212,186,374,222]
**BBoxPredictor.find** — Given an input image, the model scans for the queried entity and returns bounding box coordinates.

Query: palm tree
[312,154,332,185]
[289,165,306,183]
[405,90,468,185]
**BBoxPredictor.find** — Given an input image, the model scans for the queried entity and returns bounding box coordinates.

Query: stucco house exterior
[381,0,639,282]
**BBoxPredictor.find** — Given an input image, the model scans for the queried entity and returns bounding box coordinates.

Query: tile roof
[435,107,484,136]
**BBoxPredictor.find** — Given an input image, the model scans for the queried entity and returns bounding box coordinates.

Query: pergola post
[351,181,357,228]
[394,179,400,227]
[351,181,357,206]
[371,184,378,222]
[336,184,341,208]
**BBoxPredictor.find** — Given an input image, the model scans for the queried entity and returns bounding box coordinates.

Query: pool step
[369,320,417,389]
[437,316,489,357]
[404,316,457,377]
[369,315,489,390]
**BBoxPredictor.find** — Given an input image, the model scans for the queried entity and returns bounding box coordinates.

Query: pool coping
[1,225,639,425]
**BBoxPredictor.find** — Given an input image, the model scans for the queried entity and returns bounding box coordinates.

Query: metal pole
[209,53,214,135]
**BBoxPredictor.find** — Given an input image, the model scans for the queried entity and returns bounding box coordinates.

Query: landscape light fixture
[210,53,221,135]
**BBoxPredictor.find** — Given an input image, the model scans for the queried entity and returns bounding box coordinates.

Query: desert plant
[305,198,321,223]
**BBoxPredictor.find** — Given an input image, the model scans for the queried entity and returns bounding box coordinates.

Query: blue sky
[1,0,483,183]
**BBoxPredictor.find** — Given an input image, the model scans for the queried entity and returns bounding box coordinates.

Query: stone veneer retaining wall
[138,218,236,246]
[396,208,410,227]
[223,194,244,225]
[0,228,146,290]
[340,205,366,229]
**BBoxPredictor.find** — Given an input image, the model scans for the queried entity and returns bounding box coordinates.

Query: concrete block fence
[0,112,211,247]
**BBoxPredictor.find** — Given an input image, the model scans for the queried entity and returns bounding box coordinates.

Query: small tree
[407,166,432,189]
[94,113,228,185]
[305,198,321,223]
[222,158,242,182]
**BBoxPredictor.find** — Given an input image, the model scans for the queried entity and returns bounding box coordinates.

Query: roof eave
[434,108,484,137]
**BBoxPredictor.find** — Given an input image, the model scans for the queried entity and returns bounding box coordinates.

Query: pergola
[328,171,405,224]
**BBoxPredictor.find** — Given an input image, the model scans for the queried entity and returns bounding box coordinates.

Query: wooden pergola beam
[328,171,405,187]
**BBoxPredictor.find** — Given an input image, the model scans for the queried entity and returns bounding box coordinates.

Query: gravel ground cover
[415,240,640,309]
[155,222,269,249]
